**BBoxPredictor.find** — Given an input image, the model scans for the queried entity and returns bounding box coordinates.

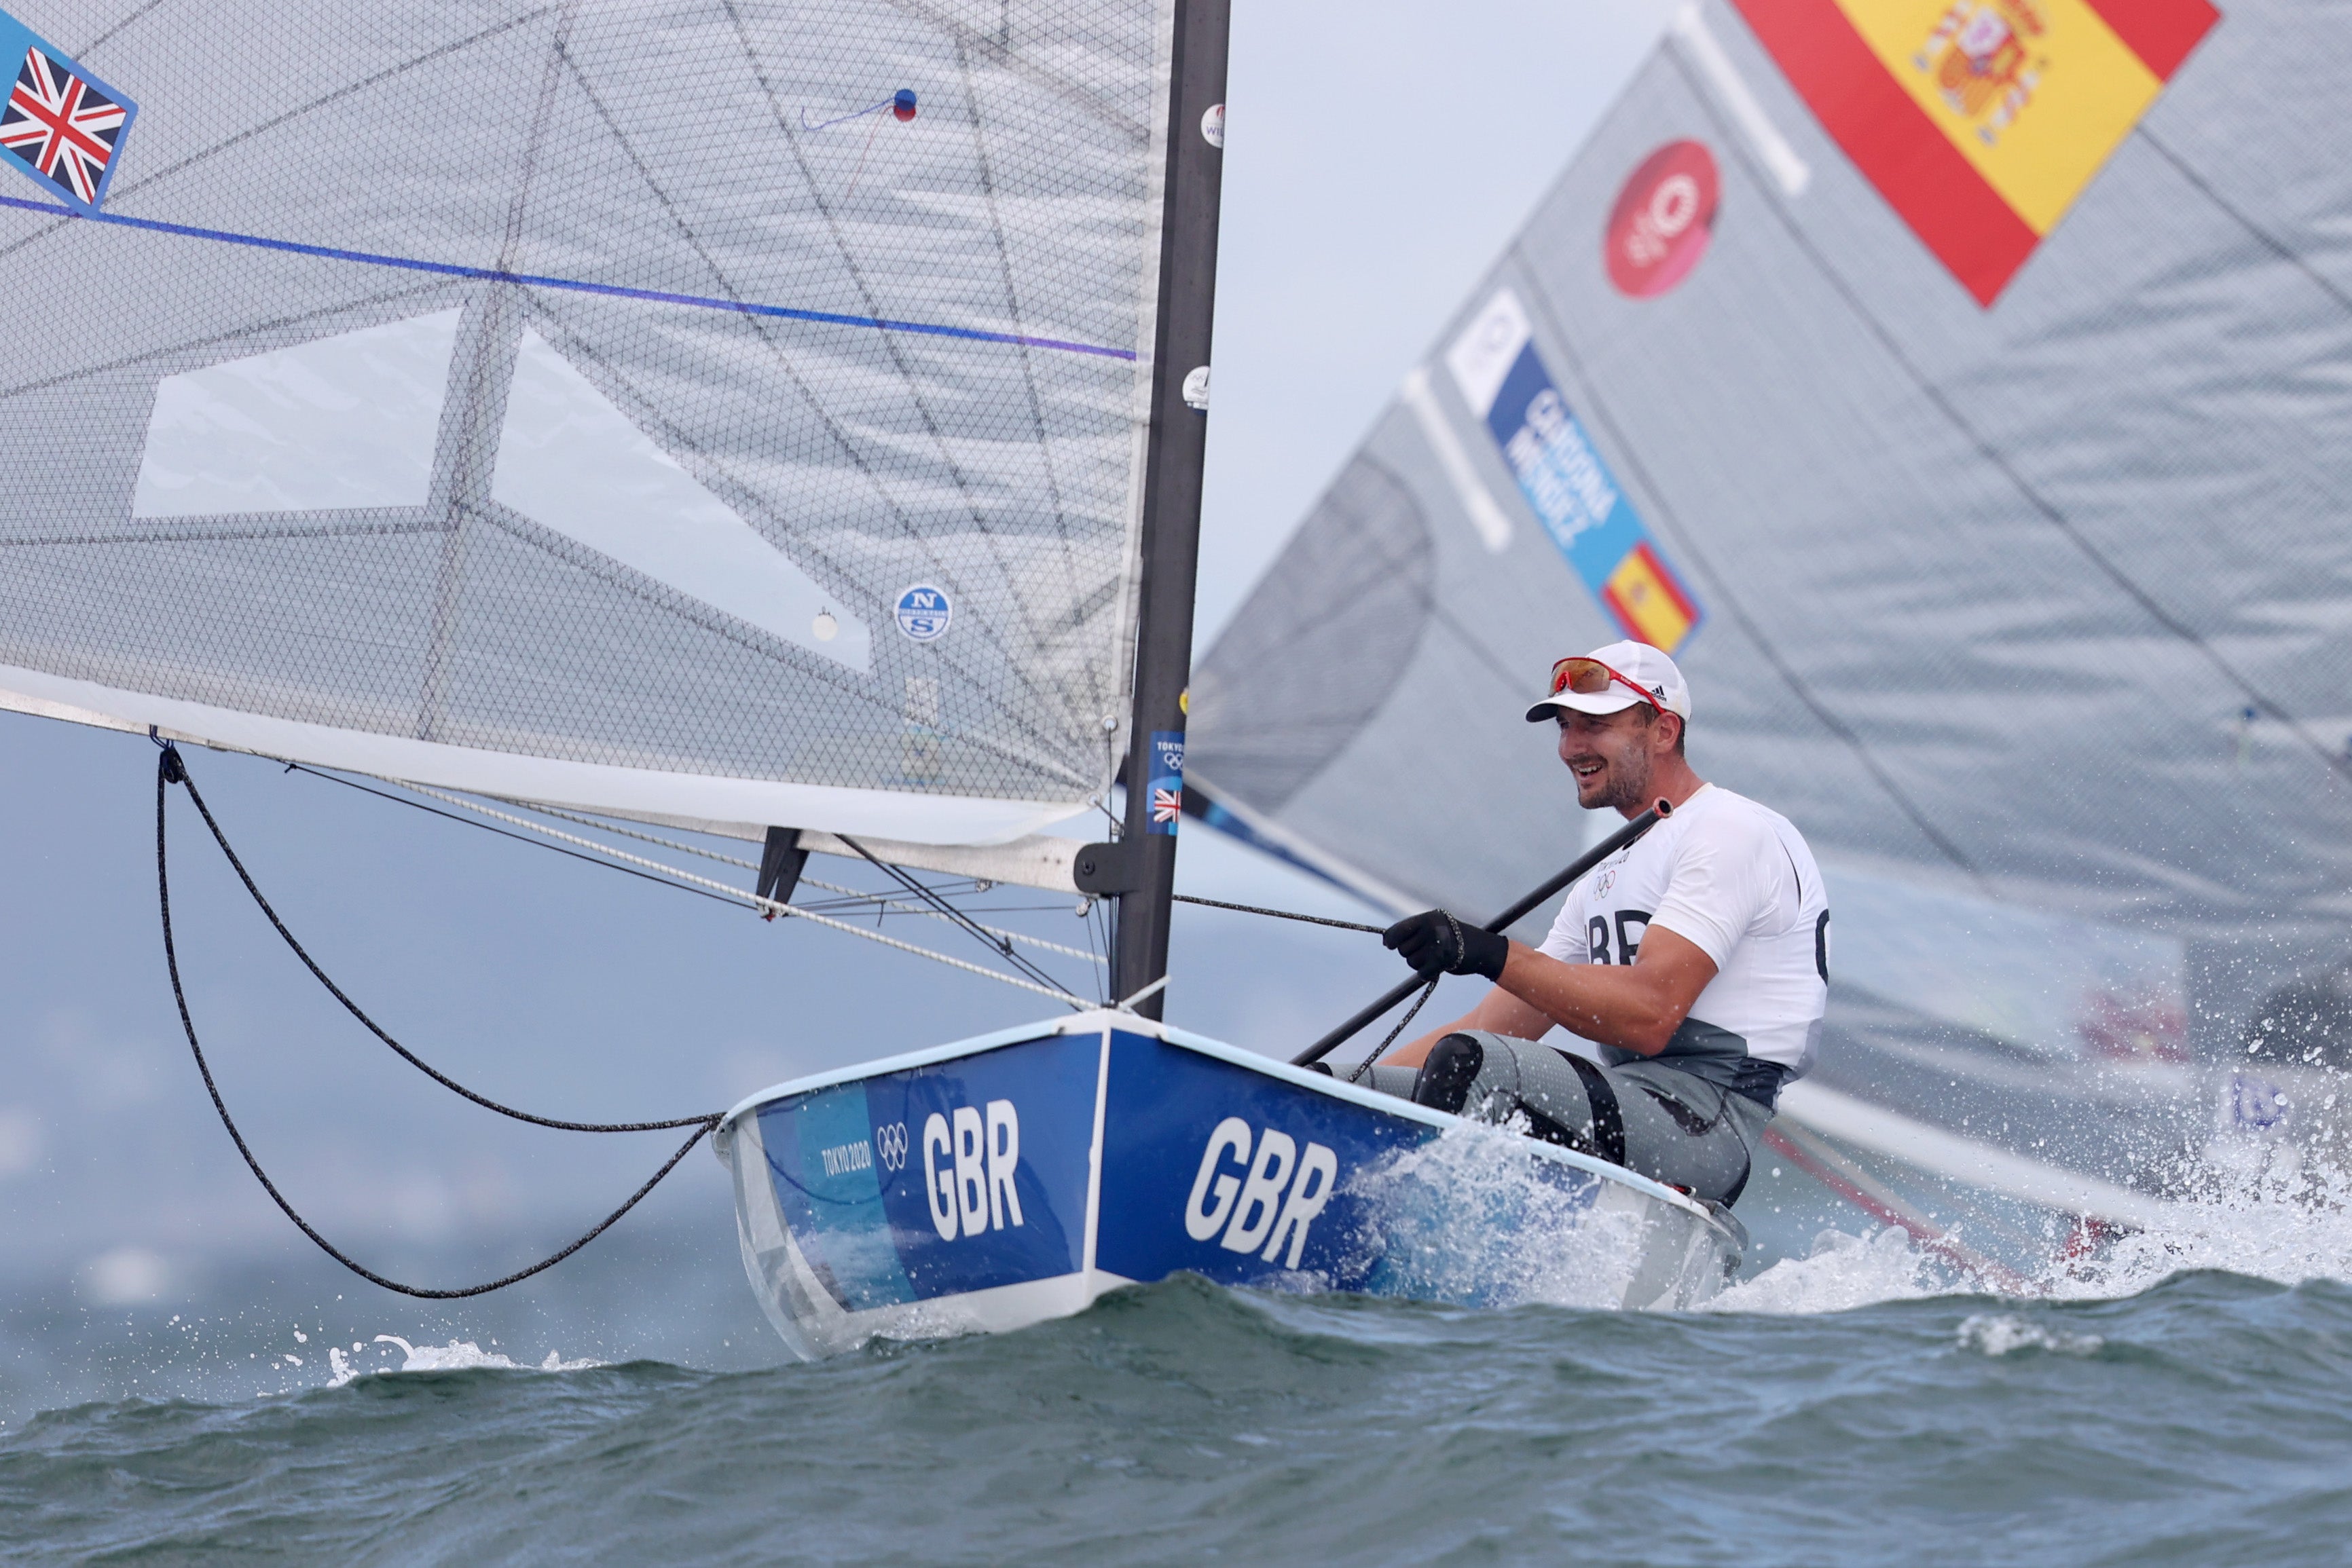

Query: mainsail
[0,0,1181,854]
[1192,0,2349,1147]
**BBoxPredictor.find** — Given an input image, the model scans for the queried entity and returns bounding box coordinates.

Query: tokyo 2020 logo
[1605,141,1720,299]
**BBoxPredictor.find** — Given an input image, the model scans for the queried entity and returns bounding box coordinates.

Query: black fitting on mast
[1111,0,1230,1020]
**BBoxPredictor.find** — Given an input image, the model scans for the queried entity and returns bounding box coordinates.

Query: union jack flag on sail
[0,41,134,211]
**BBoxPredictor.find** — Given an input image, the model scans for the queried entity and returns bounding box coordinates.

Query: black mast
[1100,0,1230,1018]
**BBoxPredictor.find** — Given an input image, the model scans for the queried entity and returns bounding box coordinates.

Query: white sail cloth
[0,0,1175,846]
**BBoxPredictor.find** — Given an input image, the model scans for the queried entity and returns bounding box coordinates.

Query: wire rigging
[834,833,1084,1001]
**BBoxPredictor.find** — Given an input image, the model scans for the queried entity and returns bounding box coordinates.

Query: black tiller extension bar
[1289,798,1672,1068]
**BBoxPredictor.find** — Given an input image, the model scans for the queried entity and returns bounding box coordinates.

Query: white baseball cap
[1524,639,1692,723]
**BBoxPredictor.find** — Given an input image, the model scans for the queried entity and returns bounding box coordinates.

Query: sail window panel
[490,330,871,671]
[1189,457,1439,815]
[131,310,463,519]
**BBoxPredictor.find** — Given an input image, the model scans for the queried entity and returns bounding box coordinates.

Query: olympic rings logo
[874,1121,910,1172]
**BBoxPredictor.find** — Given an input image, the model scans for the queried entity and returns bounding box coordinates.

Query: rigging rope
[1346,975,1441,1084]
[154,742,719,1299]
[1171,893,1384,933]
[401,781,1107,965]
[834,833,1083,1001]
[283,762,1087,1005]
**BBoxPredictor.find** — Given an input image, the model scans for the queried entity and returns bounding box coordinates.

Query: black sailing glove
[1382,910,1508,981]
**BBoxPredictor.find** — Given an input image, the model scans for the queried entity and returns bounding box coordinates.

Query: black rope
[1171,893,1384,933]
[155,741,720,1299]
[834,832,1082,1001]
[1346,975,1441,1083]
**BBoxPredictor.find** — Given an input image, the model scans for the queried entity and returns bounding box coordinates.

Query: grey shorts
[1355,1032,1771,1205]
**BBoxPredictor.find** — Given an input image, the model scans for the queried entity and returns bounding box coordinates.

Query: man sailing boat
[1366,641,1828,1206]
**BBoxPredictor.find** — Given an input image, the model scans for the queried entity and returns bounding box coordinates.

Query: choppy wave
[8,1271,2352,1564]
[14,1125,2352,1561]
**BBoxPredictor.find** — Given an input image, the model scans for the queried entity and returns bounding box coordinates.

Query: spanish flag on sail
[1732,0,2220,303]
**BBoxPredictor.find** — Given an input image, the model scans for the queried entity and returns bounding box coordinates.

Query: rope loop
[155,743,722,1299]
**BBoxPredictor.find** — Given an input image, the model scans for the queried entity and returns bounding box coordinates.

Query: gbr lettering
[921,1099,1025,1241]
[1182,1116,1338,1269]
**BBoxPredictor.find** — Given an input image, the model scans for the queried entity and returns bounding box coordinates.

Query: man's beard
[1585,746,1653,813]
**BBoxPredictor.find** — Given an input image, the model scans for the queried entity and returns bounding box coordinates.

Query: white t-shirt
[1537,784,1829,1081]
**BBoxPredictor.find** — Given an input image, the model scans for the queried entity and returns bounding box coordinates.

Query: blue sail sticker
[1442,288,1702,653]
[0,7,136,215]
[894,583,951,641]
[1147,730,1183,835]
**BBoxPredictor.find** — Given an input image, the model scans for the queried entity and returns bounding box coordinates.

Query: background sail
[1191,0,2352,1060]
[0,0,1173,846]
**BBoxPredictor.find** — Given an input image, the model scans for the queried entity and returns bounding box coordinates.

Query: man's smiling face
[1556,707,1668,813]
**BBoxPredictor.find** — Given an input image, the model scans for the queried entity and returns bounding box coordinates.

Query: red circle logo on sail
[1604,141,1719,298]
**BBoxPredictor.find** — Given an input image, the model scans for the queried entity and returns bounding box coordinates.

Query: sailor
[1367,640,1826,1206]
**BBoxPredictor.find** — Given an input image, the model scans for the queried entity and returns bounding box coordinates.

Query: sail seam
[0,278,453,407]
[2132,128,2352,322]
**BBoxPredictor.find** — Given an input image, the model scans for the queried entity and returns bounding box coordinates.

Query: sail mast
[1109,0,1231,1018]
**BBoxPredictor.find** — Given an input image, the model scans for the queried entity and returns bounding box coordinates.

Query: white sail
[0,0,1176,847]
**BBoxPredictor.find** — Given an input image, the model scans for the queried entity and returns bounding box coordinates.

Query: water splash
[1711,1225,1942,1314]
[1717,1134,2352,1317]
[1341,1120,1656,1310]
[325,1334,604,1386]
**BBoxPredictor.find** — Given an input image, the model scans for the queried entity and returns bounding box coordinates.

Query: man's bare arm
[1384,923,1717,1072]
[1497,923,1716,1056]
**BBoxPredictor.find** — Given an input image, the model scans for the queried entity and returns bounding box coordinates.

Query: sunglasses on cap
[1548,656,1667,717]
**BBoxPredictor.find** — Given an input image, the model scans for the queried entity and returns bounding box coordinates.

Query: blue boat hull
[715,1012,1742,1358]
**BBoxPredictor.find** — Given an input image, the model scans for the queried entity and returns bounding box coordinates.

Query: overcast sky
[0,0,1674,1362]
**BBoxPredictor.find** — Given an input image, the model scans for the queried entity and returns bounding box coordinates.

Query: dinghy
[0,0,1754,1343]
[717,1010,1743,1358]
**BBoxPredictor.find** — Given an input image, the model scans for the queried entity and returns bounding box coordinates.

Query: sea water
[8,1184,2352,1563]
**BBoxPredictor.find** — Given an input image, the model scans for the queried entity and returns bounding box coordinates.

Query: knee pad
[1411,1033,1486,1113]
